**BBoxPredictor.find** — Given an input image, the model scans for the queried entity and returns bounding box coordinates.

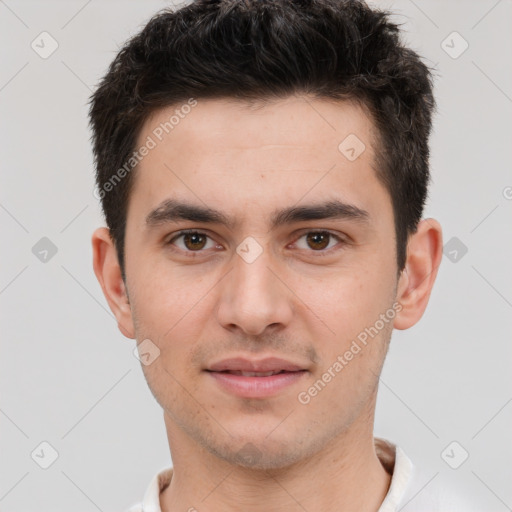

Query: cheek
[295,265,396,396]
[133,288,204,412]
[297,263,391,333]
[129,265,220,358]
[131,260,211,325]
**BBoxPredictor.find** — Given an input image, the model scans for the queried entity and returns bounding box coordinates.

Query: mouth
[205,357,308,398]
[213,370,292,377]
[207,356,306,373]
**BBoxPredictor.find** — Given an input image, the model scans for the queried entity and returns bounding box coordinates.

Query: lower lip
[207,370,307,398]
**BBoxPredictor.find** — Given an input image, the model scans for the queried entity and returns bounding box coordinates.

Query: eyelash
[166,229,347,257]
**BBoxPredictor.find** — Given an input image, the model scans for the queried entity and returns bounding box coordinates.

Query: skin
[92,95,443,511]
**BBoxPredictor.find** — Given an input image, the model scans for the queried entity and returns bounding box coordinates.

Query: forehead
[128,95,390,229]
[140,95,377,163]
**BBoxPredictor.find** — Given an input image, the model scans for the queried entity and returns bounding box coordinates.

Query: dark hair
[89,0,436,279]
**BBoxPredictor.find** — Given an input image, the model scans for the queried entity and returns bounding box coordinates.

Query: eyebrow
[145,198,370,230]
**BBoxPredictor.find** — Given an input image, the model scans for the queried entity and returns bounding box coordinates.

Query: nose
[215,244,293,337]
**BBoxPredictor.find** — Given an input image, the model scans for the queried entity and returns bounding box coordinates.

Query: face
[120,96,402,468]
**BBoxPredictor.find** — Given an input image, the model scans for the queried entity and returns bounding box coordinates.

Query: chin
[207,436,309,471]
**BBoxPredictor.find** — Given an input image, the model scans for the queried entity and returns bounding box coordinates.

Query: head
[90,0,442,470]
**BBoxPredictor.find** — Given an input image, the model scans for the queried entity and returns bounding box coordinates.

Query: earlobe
[394,218,443,330]
[91,227,135,339]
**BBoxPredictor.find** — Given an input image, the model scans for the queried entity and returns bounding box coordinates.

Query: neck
[160,407,392,512]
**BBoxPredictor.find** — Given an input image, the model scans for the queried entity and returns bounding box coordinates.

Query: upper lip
[207,357,306,373]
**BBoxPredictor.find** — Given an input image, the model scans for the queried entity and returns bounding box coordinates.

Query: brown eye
[183,232,207,250]
[169,231,216,252]
[305,232,331,250]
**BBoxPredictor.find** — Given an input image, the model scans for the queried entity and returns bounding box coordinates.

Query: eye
[168,230,218,252]
[293,231,344,252]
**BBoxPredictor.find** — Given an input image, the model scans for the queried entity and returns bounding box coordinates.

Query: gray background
[1,0,511,510]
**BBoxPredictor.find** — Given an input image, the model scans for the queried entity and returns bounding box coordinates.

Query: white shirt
[126,437,476,512]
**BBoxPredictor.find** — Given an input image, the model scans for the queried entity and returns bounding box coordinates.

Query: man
[88,0,468,510]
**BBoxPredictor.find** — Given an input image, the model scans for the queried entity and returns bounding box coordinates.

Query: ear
[394,218,443,330]
[91,227,135,339]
